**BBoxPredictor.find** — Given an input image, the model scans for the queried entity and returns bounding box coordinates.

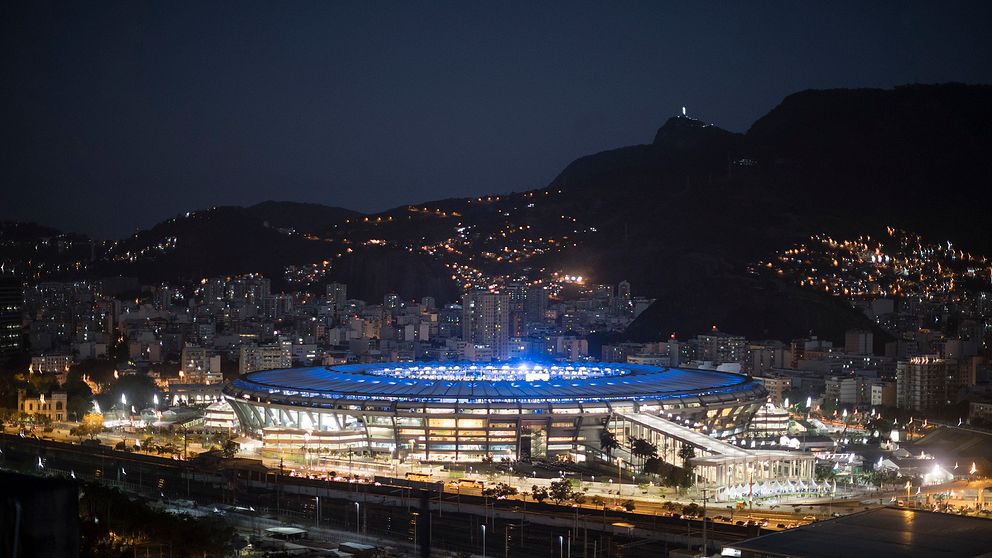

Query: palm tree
[677,445,697,490]
[630,437,658,471]
[599,429,619,457]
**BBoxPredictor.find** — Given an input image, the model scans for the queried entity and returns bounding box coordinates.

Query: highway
[0,433,757,557]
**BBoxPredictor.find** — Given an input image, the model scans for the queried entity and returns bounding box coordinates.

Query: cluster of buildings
[4,274,652,403]
[603,318,989,422]
[5,262,989,430]
[2,238,989,502]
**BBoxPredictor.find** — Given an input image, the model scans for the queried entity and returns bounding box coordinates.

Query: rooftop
[225,361,763,404]
[724,507,992,558]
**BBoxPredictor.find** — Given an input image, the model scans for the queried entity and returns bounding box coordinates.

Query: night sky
[3,1,991,239]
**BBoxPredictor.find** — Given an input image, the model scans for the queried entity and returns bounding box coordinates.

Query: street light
[558,535,564,558]
[617,457,622,497]
[481,524,487,558]
[354,502,360,534]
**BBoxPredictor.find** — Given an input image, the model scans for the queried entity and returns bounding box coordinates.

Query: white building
[204,399,238,432]
[30,354,72,374]
[553,336,588,360]
[239,342,292,374]
[748,402,792,437]
[462,291,510,360]
[181,344,223,384]
[462,343,495,362]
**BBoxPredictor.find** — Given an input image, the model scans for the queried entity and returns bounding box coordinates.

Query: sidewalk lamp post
[481,523,487,558]
[701,486,709,555]
[354,502,360,534]
[617,457,623,496]
[303,432,310,470]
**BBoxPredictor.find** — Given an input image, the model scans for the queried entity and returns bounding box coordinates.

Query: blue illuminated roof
[227,362,760,404]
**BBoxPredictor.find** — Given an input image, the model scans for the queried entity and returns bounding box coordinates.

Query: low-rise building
[204,399,238,432]
[30,354,72,374]
[753,374,792,405]
[17,389,68,422]
[968,399,992,423]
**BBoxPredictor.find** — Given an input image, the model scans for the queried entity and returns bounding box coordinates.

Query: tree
[222,439,239,459]
[71,424,97,439]
[815,463,837,482]
[549,479,576,505]
[61,370,94,419]
[531,485,549,503]
[71,413,104,439]
[643,457,664,475]
[0,408,14,427]
[677,445,696,488]
[483,483,518,499]
[630,438,658,471]
[96,374,159,415]
[600,429,619,457]
[877,470,899,489]
[621,499,636,512]
[683,503,701,517]
[591,495,607,509]
[677,444,696,466]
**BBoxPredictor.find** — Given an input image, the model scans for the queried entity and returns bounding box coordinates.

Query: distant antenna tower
[682,106,687,117]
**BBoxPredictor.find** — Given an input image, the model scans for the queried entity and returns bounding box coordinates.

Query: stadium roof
[226,362,763,404]
[724,507,992,558]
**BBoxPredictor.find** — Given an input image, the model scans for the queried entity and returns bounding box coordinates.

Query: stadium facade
[223,362,767,462]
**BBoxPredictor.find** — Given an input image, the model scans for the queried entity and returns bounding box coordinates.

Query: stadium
[223,362,768,463]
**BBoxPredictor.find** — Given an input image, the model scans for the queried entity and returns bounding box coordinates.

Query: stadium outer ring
[222,361,767,461]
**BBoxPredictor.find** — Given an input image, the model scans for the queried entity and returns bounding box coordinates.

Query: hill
[321,83,991,343]
[4,84,989,345]
[96,202,357,284]
[242,201,360,235]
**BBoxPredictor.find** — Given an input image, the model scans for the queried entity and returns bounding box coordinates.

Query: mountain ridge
[3,83,990,344]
